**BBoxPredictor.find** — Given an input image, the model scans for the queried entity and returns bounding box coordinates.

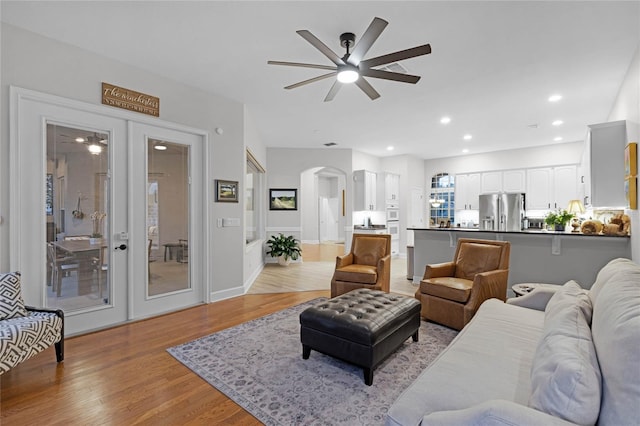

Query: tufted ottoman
[299,289,421,385]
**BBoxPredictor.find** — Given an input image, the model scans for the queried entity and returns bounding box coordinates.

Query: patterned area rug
[167,298,457,425]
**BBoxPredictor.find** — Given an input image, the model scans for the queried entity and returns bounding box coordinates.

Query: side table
[511,283,557,297]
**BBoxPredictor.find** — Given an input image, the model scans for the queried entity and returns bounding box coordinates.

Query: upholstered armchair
[330,233,391,298]
[416,238,510,330]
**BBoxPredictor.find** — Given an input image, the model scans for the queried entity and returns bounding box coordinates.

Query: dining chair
[47,243,79,297]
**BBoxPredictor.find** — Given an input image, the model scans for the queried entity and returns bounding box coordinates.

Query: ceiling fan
[268,17,431,101]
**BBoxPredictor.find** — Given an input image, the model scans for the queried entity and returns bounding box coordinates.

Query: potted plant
[90,211,106,244]
[266,233,301,266]
[544,209,574,232]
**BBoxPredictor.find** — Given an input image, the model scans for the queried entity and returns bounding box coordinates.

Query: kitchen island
[409,228,630,294]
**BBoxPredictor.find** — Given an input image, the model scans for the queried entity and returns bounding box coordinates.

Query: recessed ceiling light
[463,134,472,140]
[386,146,394,151]
[323,142,337,147]
[548,94,563,102]
[552,120,564,126]
[462,149,469,153]
[440,116,451,124]
[554,137,563,142]
[153,145,167,151]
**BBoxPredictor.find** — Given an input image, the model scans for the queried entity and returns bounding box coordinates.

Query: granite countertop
[354,225,387,230]
[408,227,630,238]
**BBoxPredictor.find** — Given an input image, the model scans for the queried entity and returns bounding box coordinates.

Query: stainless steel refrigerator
[479,193,525,232]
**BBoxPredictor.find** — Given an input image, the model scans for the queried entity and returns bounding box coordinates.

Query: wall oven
[387,209,399,221]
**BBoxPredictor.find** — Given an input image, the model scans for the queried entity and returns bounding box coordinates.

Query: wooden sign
[102,82,159,117]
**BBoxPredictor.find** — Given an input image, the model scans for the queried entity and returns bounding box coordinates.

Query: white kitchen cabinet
[526,168,553,209]
[481,170,525,194]
[353,169,377,211]
[383,172,400,204]
[553,165,578,210]
[502,169,526,193]
[455,173,481,210]
[526,166,577,210]
[587,120,627,207]
[481,171,502,193]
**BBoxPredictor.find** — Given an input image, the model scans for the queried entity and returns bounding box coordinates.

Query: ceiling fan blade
[355,77,381,100]
[347,17,388,66]
[360,68,421,84]
[324,81,342,102]
[359,44,432,69]
[284,72,337,90]
[268,61,336,71]
[296,30,345,66]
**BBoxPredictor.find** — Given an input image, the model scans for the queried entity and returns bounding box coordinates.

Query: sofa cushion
[545,280,593,324]
[529,281,601,425]
[590,260,640,425]
[0,272,27,321]
[454,243,502,280]
[334,264,378,284]
[421,277,474,303]
[588,257,635,304]
[386,300,544,426]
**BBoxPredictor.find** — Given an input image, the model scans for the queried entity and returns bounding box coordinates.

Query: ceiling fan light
[337,68,359,84]
[88,144,102,155]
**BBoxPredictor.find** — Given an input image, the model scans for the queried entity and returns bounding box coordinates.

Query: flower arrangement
[544,209,574,231]
[90,211,106,238]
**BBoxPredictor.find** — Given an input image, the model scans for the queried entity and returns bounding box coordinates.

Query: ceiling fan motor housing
[340,32,356,50]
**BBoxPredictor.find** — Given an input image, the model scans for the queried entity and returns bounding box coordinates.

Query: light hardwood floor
[1,243,419,424]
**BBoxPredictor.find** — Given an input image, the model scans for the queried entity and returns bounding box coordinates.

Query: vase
[278,256,291,266]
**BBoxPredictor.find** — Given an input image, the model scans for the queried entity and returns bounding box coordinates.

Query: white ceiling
[2,1,638,160]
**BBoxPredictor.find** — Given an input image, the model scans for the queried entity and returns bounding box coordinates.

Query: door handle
[115,244,128,251]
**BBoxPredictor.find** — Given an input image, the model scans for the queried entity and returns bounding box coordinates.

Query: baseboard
[209,286,246,303]
[243,263,264,292]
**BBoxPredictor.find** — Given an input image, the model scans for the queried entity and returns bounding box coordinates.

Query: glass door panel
[147,138,190,296]
[45,124,111,311]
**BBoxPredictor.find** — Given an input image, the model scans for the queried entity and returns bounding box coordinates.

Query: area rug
[167,298,457,425]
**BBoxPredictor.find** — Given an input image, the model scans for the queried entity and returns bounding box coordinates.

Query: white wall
[607,47,640,261]
[424,141,583,179]
[1,24,247,299]
[266,148,352,254]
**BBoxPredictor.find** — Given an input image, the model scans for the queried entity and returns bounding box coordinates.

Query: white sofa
[386,258,640,426]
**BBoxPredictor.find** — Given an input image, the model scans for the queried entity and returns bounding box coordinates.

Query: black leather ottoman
[299,289,421,385]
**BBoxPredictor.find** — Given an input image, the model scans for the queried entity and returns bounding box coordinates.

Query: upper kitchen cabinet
[381,172,400,205]
[353,169,377,211]
[480,170,526,194]
[526,166,577,210]
[502,169,526,193]
[585,120,627,207]
[456,173,481,210]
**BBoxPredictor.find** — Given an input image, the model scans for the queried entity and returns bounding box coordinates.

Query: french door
[11,88,206,335]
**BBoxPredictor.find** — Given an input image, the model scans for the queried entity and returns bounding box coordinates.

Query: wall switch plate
[118,231,129,240]
[223,218,240,227]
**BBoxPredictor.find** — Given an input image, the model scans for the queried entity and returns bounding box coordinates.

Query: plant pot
[277,256,291,266]
[554,224,566,232]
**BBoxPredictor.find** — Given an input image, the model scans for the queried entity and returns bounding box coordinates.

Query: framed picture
[625,142,637,177]
[215,179,239,202]
[270,188,297,210]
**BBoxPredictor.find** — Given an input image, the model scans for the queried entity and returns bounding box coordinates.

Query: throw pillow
[0,272,28,320]
[546,279,593,325]
[529,282,601,425]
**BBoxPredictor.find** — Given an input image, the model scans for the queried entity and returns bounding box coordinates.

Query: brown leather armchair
[331,233,391,298]
[415,238,510,330]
